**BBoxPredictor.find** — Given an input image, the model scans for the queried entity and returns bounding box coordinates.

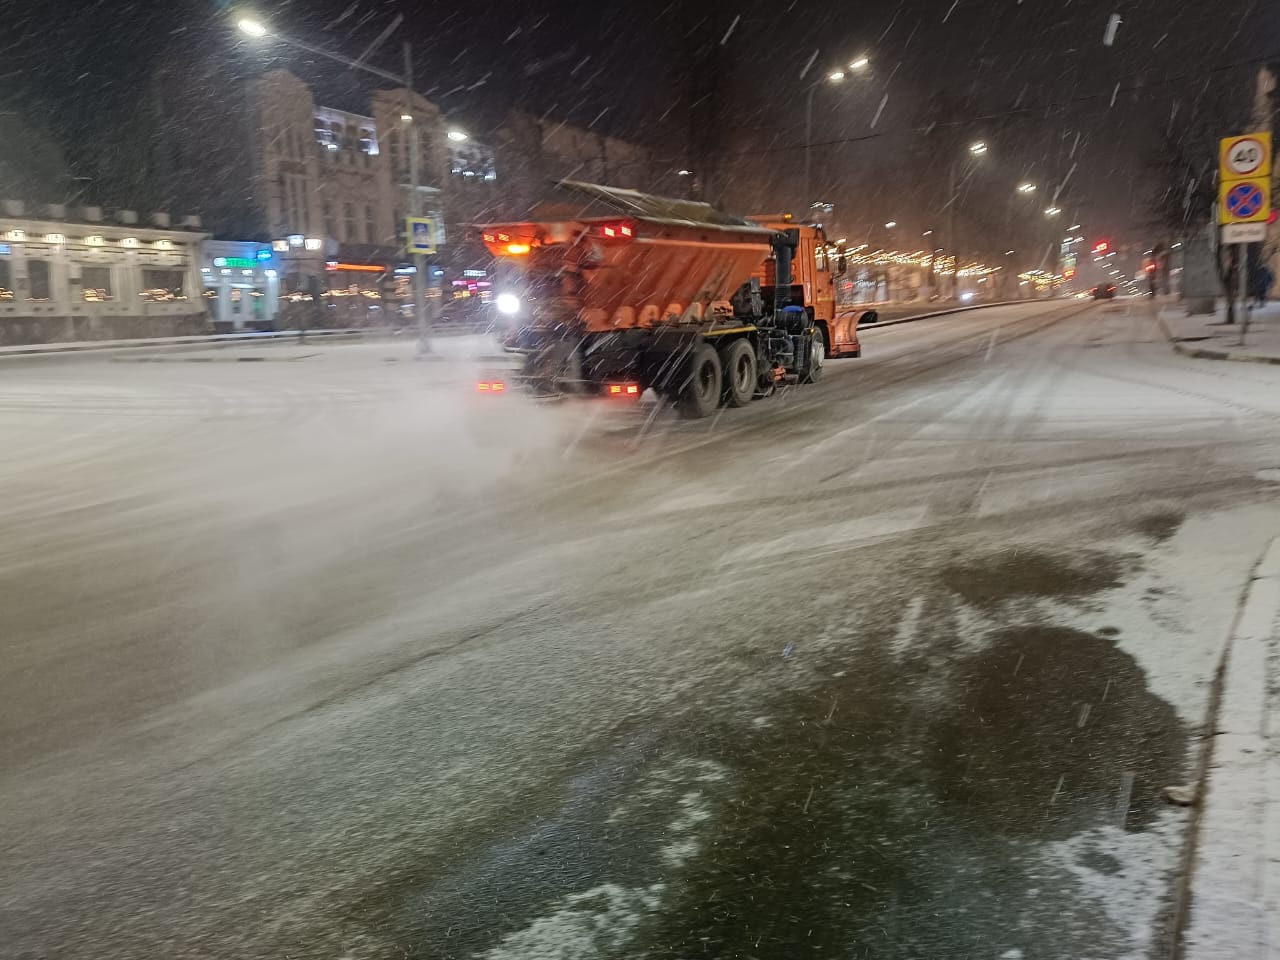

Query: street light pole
[947,141,988,300]
[403,41,430,355]
[948,158,959,300]
[803,59,867,211]
[237,16,433,351]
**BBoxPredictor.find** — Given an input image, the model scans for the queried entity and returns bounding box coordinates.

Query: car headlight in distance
[496,293,521,315]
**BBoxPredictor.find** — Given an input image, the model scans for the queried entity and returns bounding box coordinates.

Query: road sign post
[1219,132,1272,331]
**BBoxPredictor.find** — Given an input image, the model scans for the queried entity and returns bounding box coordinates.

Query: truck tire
[676,342,722,418]
[801,326,826,384]
[720,339,757,407]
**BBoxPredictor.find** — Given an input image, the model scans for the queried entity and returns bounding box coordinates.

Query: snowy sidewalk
[1180,537,1280,959]
[1160,301,1280,365]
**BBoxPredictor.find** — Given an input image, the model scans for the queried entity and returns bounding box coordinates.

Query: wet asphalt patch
[337,546,1186,960]
[638,619,1184,960]
[940,548,1125,609]
[1132,510,1186,544]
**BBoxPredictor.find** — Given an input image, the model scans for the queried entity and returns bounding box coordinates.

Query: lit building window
[81,266,113,301]
[140,269,187,302]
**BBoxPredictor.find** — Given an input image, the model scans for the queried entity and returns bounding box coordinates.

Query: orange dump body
[482,217,774,334]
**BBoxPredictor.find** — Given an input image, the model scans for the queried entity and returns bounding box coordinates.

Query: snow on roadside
[1072,504,1280,726]
[1044,809,1189,960]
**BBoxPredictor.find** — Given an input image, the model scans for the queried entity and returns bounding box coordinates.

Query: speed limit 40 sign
[1221,132,1272,181]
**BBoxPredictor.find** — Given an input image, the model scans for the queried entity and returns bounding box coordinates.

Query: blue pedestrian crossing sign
[405,216,438,255]
[1219,177,1270,225]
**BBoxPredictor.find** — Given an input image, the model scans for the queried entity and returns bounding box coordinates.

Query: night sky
[1,0,1274,250]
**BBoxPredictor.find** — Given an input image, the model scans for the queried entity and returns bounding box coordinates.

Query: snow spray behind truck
[479,181,871,418]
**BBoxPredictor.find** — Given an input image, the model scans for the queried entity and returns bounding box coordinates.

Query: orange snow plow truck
[480,180,873,418]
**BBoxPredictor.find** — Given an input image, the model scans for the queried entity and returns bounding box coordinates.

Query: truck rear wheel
[676,343,722,418]
[801,326,826,384]
[720,339,757,407]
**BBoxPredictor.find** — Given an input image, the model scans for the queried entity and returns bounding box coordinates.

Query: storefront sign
[325,262,386,273]
[213,257,259,269]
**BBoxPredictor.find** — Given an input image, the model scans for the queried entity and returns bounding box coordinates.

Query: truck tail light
[605,382,641,397]
[477,380,507,393]
[598,221,635,241]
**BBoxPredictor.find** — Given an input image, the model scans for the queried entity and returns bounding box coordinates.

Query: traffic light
[1092,240,1110,255]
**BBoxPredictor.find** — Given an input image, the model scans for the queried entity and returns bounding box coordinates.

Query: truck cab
[748,215,866,359]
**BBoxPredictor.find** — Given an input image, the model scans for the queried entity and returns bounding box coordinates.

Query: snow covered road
[3,299,1280,959]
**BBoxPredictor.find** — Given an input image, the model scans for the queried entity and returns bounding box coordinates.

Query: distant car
[1092,284,1117,300]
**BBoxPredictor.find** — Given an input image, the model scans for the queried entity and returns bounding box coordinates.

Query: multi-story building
[248,70,499,325]
[97,58,500,330]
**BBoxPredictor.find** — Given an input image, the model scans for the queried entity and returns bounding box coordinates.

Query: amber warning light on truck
[482,230,538,256]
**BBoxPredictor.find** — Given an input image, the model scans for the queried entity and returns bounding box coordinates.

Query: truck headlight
[496,293,521,315]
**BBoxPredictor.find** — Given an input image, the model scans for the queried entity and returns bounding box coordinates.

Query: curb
[859,299,1034,329]
[1156,314,1280,366]
[1175,535,1280,959]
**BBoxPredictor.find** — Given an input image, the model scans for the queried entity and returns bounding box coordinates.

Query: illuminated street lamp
[1044,206,1062,217]
[849,56,870,70]
[1017,182,1037,194]
[237,17,268,37]
[884,220,897,229]
[969,141,988,156]
[828,71,846,82]
[447,130,469,142]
